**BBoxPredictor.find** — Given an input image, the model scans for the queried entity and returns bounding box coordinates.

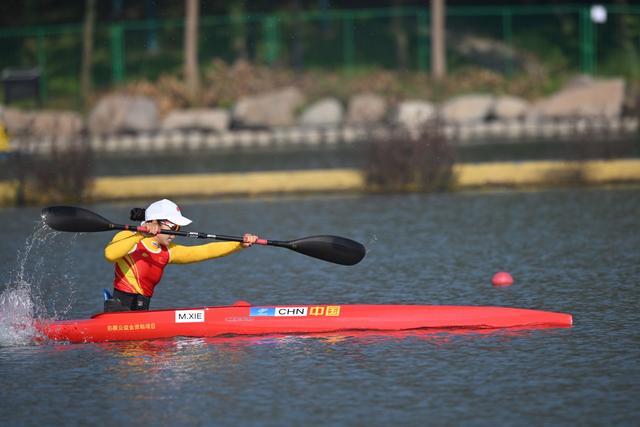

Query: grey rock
[31,111,84,138]
[121,97,158,132]
[492,96,529,120]
[299,98,344,127]
[162,109,230,132]
[89,94,159,134]
[232,87,304,128]
[530,77,625,119]
[394,100,436,131]
[441,94,495,123]
[3,108,33,135]
[452,34,544,76]
[347,93,387,124]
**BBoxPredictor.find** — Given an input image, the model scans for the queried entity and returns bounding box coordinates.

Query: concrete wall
[1,159,639,206]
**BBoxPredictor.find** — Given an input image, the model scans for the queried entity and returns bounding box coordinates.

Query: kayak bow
[35,302,572,343]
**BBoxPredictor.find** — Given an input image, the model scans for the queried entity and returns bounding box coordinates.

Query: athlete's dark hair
[130,208,146,221]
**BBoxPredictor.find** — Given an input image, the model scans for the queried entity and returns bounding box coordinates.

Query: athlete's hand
[141,222,160,236]
[242,233,259,247]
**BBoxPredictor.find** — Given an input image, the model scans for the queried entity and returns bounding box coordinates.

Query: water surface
[1,188,638,426]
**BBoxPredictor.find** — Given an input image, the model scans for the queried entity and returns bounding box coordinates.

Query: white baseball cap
[144,199,192,226]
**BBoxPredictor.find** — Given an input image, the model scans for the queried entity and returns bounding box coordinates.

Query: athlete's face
[156,220,179,247]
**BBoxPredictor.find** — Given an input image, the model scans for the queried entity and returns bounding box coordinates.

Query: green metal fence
[1,4,639,107]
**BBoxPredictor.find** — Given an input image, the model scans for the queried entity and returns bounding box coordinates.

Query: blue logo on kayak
[250,307,275,316]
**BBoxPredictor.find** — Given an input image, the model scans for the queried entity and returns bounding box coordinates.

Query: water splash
[0,282,37,346]
[0,221,76,346]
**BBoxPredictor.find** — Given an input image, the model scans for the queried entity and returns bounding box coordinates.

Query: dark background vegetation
[2,0,638,108]
[0,0,631,27]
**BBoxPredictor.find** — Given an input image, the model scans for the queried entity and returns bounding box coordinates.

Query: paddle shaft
[114,223,289,248]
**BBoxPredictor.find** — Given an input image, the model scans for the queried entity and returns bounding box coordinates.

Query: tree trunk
[291,0,304,71]
[230,1,247,60]
[431,0,446,80]
[81,0,96,108]
[391,0,408,71]
[185,0,200,105]
[614,0,639,76]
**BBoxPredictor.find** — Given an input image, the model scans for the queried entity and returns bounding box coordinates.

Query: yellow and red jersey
[104,231,244,297]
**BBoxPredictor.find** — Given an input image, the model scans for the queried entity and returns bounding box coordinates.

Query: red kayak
[34,302,573,344]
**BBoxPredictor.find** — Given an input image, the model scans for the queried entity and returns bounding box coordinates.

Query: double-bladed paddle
[41,206,366,266]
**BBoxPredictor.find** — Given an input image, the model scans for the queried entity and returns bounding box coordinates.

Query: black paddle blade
[289,235,366,266]
[41,206,114,232]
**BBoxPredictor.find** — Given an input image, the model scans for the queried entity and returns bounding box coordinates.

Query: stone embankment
[1,75,635,154]
[7,117,637,155]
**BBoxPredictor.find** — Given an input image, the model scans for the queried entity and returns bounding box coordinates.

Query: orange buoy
[492,272,514,287]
